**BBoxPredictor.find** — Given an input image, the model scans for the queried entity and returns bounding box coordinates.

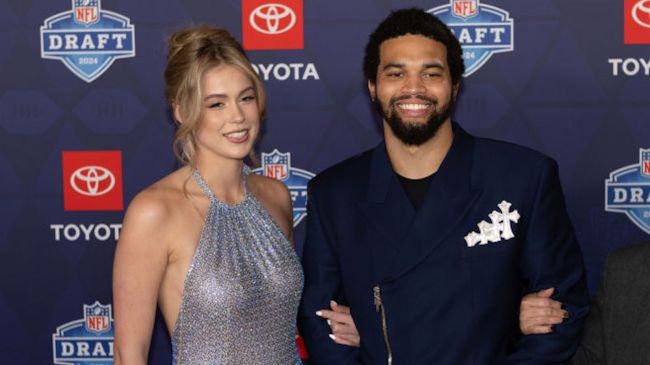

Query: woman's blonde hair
[164,25,266,166]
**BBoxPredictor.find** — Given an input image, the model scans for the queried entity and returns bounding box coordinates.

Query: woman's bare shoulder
[122,167,193,235]
[248,173,291,208]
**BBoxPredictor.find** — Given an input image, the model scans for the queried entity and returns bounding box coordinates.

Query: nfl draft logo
[52,302,114,365]
[253,150,314,226]
[40,0,136,82]
[605,148,650,234]
[429,0,514,77]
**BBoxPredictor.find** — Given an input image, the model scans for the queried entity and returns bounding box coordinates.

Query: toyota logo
[70,166,115,196]
[632,0,650,28]
[249,3,296,35]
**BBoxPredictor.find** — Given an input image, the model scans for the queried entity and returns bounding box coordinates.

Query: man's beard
[374,93,454,146]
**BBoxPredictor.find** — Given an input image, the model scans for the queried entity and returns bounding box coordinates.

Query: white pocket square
[465,200,520,247]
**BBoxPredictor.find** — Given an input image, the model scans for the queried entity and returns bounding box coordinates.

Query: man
[298,8,590,364]
[521,241,650,365]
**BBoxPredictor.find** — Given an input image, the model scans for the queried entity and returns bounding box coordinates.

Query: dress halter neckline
[192,165,251,207]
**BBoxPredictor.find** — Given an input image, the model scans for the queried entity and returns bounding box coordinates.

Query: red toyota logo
[62,151,123,211]
[242,0,304,50]
[250,3,296,34]
[70,166,116,196]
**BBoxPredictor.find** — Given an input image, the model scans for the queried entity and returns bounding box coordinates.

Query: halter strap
[192,167,250,204]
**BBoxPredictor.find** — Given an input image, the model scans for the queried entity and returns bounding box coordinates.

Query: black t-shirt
[395,172,435,211]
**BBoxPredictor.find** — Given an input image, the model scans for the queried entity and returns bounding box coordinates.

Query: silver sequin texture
[171,168,304,364]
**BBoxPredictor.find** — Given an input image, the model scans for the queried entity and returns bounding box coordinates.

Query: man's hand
[519,288,569,335]
[316,301,360,347]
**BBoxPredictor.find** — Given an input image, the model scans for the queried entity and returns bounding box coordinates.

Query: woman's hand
[316,301,360,347]
[519,288,569,335]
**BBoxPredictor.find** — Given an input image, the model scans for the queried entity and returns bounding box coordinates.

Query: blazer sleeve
[503,158,591,364]
[297,183,361,365]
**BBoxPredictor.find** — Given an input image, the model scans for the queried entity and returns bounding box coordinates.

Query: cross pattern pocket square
[464,200,520,247]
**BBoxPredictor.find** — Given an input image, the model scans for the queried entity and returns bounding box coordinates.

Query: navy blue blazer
[298,124,590,365]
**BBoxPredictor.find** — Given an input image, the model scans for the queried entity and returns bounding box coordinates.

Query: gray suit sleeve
[572,241,650,365]
[570,272,606,365]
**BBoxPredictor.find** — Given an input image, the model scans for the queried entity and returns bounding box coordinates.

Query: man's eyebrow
[381,63,405,71]
[423,62,445,69]
[381,62,446,71]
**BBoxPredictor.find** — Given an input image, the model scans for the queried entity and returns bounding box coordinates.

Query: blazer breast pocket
[460,238,519,259]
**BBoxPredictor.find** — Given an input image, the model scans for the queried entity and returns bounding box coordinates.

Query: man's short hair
[363,8,465,86]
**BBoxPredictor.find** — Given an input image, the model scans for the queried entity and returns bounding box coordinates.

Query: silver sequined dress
[171,168,304,364]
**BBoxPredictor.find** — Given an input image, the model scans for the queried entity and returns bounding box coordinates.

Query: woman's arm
[112,192,170,365]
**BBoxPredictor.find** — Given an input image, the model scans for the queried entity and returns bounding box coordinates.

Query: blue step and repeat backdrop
[1,0,649,363]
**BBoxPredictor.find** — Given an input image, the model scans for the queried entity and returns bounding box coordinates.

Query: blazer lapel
[384,125,482,282]
[356,143,417,282]
[358,142,416,247]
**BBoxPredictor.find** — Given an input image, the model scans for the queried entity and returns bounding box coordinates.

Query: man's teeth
[225,130,247,138]
[398,103,429,110]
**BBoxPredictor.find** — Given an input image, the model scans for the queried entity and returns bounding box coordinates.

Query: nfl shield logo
[641,148,650,177]
[262,150,290,181]
[452,0,479,19]
[253,150,315,227]
[73,0,99,26]
[84,301,111,334]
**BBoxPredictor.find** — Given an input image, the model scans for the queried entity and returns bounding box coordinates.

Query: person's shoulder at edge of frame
[308,146,376,191]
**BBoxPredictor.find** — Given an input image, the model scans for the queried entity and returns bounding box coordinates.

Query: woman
[113,25,303,364]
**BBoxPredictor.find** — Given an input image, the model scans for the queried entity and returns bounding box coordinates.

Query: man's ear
[452,82,460,100]
[368,80,377,101]
[173,103,183,124]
